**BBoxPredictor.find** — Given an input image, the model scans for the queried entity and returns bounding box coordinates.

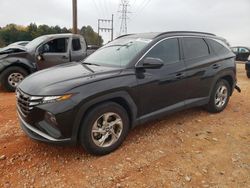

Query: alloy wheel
[214,85,228,108]
[91,112,123,148]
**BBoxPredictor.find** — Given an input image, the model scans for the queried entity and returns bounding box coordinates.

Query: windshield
[84,37,152,67]
[25,36,48,50]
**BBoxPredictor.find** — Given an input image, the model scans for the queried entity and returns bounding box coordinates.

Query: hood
[18,62,122,95]
[0,45,28,59]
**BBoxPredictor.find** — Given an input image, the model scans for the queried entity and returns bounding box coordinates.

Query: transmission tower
[119,0,130,35]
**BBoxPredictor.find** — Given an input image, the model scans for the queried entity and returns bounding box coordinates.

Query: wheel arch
[0,59,36,75]
[210,70,236,97]
[71,91,138,143]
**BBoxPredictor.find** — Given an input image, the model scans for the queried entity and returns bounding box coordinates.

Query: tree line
[0,23,103,47]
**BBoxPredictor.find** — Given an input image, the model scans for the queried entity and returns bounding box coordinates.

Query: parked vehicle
[232,46,250,61]
[0,33,89,91]
[16,31,239,155]
[245,57,250,78]
[87,44,100,56]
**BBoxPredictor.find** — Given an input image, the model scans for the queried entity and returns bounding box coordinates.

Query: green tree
[80,25,103,45]
[0,23,103,46]
[0,37,5,47]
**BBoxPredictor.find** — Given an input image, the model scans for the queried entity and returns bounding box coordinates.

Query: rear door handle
[175,73,185,79]
[62,55,69,59]
[212,64,220,69]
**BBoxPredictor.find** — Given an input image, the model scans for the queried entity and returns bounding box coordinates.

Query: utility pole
[72,0,78,34]
[119,0,130,35]
[97,14,114,45]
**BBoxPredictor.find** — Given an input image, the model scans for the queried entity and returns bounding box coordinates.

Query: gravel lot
[0,64,249,188]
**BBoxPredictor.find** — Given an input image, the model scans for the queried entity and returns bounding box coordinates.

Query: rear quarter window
[206,39,231,55]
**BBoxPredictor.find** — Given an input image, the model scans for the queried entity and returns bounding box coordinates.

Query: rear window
[183,37,209,60]
[206,39,231,55]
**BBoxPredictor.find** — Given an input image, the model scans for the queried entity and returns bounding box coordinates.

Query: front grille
[16,89,43,116]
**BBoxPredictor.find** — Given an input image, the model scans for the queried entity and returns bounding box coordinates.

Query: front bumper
[18,111,71,144]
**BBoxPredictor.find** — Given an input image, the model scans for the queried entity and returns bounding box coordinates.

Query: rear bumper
[18,111,72,145]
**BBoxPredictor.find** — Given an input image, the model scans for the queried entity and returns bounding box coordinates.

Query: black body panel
[16,31,237,145]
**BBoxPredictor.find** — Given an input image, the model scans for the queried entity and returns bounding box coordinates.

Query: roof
[42,33,81,38]
[117,31,217,40]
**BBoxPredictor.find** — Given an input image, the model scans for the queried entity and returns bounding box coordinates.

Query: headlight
[248,55,250,61]
[42,94,73,104]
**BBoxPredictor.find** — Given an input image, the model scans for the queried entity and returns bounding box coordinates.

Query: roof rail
[115,34,134,39]
[156,31,216,38]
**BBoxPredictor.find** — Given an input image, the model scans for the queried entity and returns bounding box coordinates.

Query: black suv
[17,31,237,155]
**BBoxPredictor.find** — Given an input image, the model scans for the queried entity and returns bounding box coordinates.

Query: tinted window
[72,38,82,51]
[239,47,249,53]
[232,47,238,53]
[42,38,68,53]
[183,38,209,59]
[145,38,180,64]
[207,39,231,55]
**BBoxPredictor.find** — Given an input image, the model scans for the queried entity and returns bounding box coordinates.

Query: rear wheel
[79,102,130,155]
[205,79,230,113]
[1,66,28,92]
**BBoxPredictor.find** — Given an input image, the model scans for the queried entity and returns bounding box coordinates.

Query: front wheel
[1,66,28,92]
[205,79,231,113]
[79,102,130,155]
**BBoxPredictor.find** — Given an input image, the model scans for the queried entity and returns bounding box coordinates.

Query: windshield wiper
[82,62,100,66]
[81,63,95,73]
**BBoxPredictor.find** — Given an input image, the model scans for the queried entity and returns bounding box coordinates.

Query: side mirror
[137,57,164,69]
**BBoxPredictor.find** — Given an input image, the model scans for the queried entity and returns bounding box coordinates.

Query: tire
[0,66,28,92]
[247,71,250,78]
[79,102,130,155]
[205,79,231,113]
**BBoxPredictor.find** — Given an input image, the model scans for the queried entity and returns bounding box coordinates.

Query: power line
[139,0,152,13]
[92,0,102,17]
[103,0,110,18]
[132,0,152,21]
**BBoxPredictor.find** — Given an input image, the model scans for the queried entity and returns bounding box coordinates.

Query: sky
[0,0,249,46]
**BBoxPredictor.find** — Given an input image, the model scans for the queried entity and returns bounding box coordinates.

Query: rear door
[70,37,87,62]
[136,38,187,117]
[36,37,70,70]
[181,37,213,103]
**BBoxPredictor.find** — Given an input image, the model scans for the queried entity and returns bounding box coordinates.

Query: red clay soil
[0,64,249,188]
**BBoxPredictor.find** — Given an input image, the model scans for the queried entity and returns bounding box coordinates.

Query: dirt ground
[0,64,249,188]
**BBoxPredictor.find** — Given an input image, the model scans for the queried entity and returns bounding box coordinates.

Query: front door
[136,38,187,117]
[36,37,70,70]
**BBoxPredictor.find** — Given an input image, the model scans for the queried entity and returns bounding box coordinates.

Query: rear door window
[72,38,82,51]
[145,38,180,64]
[182,37,209,60]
